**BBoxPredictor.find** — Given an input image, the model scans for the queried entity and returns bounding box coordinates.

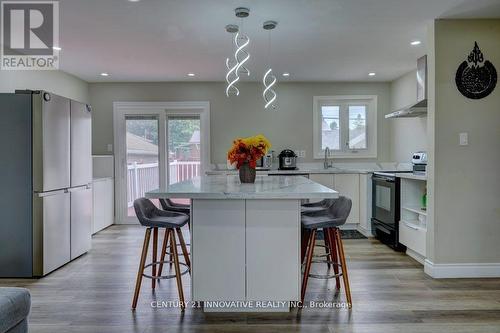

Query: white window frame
[113,101,210,224]
[313,95,377,159]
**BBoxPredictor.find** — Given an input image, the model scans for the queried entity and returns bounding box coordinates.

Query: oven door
[372,175,398,228]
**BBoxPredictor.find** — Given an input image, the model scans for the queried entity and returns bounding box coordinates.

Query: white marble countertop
[146,175,339,200]
[206,168,373,175]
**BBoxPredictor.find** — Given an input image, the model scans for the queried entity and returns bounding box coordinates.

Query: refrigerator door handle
[68,183,93,192]
[37,189,68,197]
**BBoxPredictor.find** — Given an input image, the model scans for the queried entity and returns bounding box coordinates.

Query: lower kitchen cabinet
[92,177,114,234]
[309,173,360,226]
[333,174,360,225]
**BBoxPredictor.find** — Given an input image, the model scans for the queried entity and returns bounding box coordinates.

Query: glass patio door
[167,115,201,185]
[114,102,209,224]
[125,116,160,217]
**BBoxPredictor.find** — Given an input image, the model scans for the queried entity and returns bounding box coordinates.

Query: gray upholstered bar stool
[158,198,191,273]
[301,199,336,269]
[301,196,352,308]
[132,198,190,310]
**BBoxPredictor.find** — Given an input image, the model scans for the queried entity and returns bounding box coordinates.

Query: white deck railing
[127,161,200,207]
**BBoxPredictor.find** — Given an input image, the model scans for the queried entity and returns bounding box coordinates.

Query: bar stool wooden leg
[327,228,341,290]
[176,227,191,271]
[335,228,352,308]
[169,234,175,268]
[323,228,332,269]
[301,229,316,303]
[170,229,186,311]
[132,228,151,310]
[301,228,311,264]
[158,228,169,277]
[152,227,158,289]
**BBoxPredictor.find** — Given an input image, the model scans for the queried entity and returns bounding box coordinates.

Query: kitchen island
[146,175,338,312]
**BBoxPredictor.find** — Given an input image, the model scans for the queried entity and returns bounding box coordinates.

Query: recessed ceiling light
[52,46,61,51]
[100,72,109,77]
[368,72,376,76]
[128,0,140,2]
[282,72,290,77]
[410,40,421,46]
[187,73,195,77]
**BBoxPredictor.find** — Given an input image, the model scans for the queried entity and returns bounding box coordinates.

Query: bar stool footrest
[143,260,190,279]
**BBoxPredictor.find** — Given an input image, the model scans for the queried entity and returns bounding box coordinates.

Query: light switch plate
[107,144,113,152]
[459,132,468,146]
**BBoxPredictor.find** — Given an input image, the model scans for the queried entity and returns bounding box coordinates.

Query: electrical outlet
[459,132,468,146]
[297,150,306,158]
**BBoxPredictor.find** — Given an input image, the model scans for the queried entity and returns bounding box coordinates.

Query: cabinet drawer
[399,221,426,256]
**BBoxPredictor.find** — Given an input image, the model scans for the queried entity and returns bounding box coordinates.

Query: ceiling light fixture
[52,46,61,51]
[225,8,251,97]
[410,40,421,46]
[225,24,240,96]
[100,72,109,77]
[368,72,376,76]
[282,72,290,77]
[262,20,278,110]
[187,73,195,77]
[128,0,141,2]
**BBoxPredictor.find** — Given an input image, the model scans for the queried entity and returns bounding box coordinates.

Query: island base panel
[191,199,301,312]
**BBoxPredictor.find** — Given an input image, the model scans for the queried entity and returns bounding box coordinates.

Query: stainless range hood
[385,55,428,119]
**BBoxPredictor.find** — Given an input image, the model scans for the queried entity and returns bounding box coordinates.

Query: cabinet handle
[404,221,419,230]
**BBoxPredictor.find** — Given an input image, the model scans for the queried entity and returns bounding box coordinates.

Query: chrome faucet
[324,147,333,169]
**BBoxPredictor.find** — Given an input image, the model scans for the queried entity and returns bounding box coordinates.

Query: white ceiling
[58,0,500,82]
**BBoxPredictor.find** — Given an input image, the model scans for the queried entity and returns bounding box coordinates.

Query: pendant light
[224,7,251,97]
[225,24,239,96]
[262,20,277,109]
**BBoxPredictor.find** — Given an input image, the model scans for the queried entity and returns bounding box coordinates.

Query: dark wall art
[455,41,497,99]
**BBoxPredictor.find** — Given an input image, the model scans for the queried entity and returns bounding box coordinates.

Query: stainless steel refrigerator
[0,90,92,277]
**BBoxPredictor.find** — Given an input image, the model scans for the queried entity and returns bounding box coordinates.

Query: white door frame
[113,101,210,224]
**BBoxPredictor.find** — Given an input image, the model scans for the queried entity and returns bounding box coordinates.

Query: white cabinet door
[92,178,114,234]
[333,174,360,225]
[309,174,335,202]
[246,200,300,301]
[358,174,372,235]
[192,199,246,301]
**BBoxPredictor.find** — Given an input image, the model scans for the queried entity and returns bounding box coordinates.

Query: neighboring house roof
[127,132,158,156]
[189,130,200,144]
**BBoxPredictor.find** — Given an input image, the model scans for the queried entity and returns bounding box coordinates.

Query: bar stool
[301,199,336,269]
[301,196,352,308]
[159,198,190,215]
[132,198,190,310]
[158,198,191,275]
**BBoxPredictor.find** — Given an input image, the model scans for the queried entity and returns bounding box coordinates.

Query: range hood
[385,55,428,119]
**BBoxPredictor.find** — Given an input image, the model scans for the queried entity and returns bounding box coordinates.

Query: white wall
[89,82,392,163]
[0,70,89,103]
[389,70,428,162]
[427,19,500,270]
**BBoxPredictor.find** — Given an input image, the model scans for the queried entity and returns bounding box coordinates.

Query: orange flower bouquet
[227,134,271,183]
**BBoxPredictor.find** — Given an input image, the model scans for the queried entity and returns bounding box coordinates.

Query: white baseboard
[406,248,425,265]
[424,259,500,278]
[356,225,373,238]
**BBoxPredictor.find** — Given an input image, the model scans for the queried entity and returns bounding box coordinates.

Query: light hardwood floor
[1,225,500,333]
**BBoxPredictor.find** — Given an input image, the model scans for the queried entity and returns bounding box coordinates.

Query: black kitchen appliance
[278,149,298,170]
[371,172,406,251]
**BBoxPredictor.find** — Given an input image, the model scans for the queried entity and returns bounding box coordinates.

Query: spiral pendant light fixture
[224,7,251,97]
[225,24,239,97]
[262,21,278,109]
